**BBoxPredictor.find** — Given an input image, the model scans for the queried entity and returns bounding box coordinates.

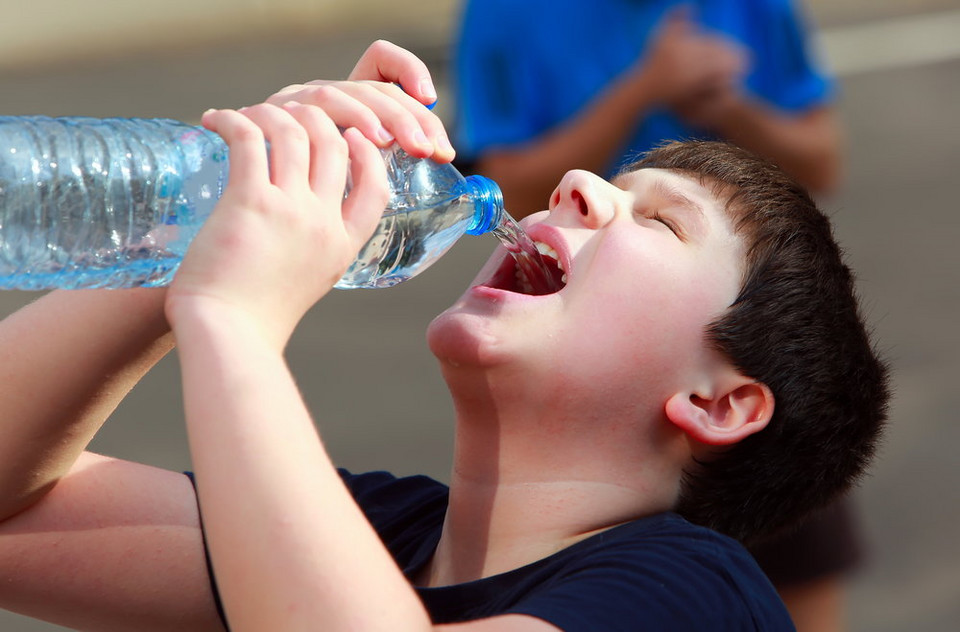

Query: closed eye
[651,212,680,236]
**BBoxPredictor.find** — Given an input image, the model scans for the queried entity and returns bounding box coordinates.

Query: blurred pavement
[0,1,958,630]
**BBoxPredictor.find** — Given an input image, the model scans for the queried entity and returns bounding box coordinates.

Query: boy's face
[427,168,746,404]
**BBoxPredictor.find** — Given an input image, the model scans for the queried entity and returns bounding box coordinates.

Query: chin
[426,309,495,368]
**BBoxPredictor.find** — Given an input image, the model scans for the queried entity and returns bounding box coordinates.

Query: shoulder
[513,514,795,631]
[550,513,761,583]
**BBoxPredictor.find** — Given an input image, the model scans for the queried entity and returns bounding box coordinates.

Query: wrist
[167,295,286,356]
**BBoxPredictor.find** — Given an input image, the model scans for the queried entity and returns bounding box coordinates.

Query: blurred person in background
[453,0,842,219]
[453,2,860,631]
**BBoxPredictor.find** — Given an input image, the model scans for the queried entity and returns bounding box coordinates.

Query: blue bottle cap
[464,175,504,235]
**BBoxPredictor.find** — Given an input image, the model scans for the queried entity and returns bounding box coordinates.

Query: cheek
[562,292,696,389]
[564,263,727,386]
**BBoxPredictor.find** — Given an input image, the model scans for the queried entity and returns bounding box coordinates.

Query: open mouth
[486,242,567,296]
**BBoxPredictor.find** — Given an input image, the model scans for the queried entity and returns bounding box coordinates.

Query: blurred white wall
[0,0,458,69]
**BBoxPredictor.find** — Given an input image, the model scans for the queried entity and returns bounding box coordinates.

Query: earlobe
[665,381,775,446]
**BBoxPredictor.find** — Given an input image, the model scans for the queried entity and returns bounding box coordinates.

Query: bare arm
[0,288,172,519]
[164,38,565,629]
[169,96,565,632]
[0,290,223,630]
[166,98,433,630]
[161,41,450,631]
[680,92,843,194]
[0,452,225,631]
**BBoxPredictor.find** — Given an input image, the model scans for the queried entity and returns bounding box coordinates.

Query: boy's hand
[266,40,454,162]
[165,103,387,351]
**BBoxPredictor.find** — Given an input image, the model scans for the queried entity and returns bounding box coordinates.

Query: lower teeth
[515,268,534,294]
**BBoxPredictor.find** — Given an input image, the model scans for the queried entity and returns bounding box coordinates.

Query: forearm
[176,311,432,632]
[0,289,173,519]
[710,101,843,195]
[477,71,662,218]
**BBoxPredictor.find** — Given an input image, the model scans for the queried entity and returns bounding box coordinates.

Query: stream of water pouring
[491,212,561,295]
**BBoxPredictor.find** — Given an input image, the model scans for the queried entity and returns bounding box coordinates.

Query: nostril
[572,191,588,216]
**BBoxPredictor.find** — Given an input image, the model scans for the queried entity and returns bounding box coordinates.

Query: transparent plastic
[0,116,503,290]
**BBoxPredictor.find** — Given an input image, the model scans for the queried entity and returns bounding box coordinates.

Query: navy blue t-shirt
[189,470,794,630]
[342,470,795,631]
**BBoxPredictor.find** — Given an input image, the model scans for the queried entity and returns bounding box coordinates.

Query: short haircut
[624,141,889,544]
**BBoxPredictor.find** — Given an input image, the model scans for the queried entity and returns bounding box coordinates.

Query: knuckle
[306,84,341,105]
[231,122,265,144]
[369,39,392,55]
[267,84,303,102]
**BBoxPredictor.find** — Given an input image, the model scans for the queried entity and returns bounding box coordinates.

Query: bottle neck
[464,175,504,236]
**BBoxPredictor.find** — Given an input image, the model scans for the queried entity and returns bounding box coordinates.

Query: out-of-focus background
[0,1,958,630]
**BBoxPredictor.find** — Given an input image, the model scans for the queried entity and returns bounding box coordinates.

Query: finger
[354,82,452,160]
[341,127,389,245]
[348,40,438,107]
[236,103,311,191]
[271,82,407,149]
[201,108,270,188]
[273,81,452,162]
[281,103,349,198]
[358,82,453,162]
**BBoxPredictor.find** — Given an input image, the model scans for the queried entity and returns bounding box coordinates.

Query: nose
[548,170,619,229]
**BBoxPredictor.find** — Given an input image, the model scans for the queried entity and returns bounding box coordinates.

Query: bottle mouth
[464,175,503,235]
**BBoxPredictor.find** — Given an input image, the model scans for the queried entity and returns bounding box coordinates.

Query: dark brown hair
[624,141,889,544]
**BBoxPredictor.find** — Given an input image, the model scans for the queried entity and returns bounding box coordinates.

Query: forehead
[612,167,720,209]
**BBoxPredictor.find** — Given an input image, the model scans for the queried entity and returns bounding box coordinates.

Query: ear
[664,377,775,446]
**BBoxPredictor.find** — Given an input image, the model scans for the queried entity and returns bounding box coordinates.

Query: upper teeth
[535,242,564,272]
[534,241,567,286]
[513,241,568,294]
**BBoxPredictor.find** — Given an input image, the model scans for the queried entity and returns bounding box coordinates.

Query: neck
[418,368,687,587]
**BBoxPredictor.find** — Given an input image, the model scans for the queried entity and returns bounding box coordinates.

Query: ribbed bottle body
[0,116,226,289]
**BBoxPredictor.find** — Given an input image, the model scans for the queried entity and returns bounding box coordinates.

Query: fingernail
[436,134,454,155]
[420,79,437,103]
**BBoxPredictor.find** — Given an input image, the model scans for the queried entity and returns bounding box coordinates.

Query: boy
[0,41,886,631]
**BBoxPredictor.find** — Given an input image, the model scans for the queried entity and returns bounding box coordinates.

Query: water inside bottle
[492,212,563,295]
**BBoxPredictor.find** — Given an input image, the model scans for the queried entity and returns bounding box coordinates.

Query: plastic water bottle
[0,115,503,290]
